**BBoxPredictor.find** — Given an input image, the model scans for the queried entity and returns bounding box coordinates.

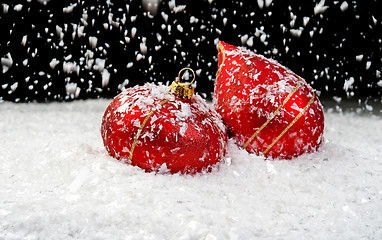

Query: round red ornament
[101,68,228,174]
[214,41,324,159]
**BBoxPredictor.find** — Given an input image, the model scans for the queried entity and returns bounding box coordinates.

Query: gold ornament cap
[169,67,196,100]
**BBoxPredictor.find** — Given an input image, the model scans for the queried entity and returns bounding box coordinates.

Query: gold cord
[177,67,196,85]
[262,93,316,155]
[244,82,301,149]
[216,42,226,79]
[129,99,170,161]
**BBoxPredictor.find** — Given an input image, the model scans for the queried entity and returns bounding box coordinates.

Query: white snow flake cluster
[0,0,381,238]
[1,1,381,103]
[0,100,381,239]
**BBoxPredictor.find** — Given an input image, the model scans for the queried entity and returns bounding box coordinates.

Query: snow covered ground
[0,99,381,239]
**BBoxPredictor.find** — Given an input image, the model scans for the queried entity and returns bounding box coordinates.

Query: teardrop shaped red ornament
[214,41,324,159]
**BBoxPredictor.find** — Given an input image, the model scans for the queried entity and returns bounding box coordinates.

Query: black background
[1,0,381,103]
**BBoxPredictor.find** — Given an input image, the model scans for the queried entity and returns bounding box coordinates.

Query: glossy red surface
[214,41,324,159]
[101,84,228,174]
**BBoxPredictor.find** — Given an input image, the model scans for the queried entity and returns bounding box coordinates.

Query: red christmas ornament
[101,68,228,174]
[214,41,324,159]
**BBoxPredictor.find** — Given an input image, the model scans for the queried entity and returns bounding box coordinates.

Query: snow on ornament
[214,41,324,159]
[101,68,228,174]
